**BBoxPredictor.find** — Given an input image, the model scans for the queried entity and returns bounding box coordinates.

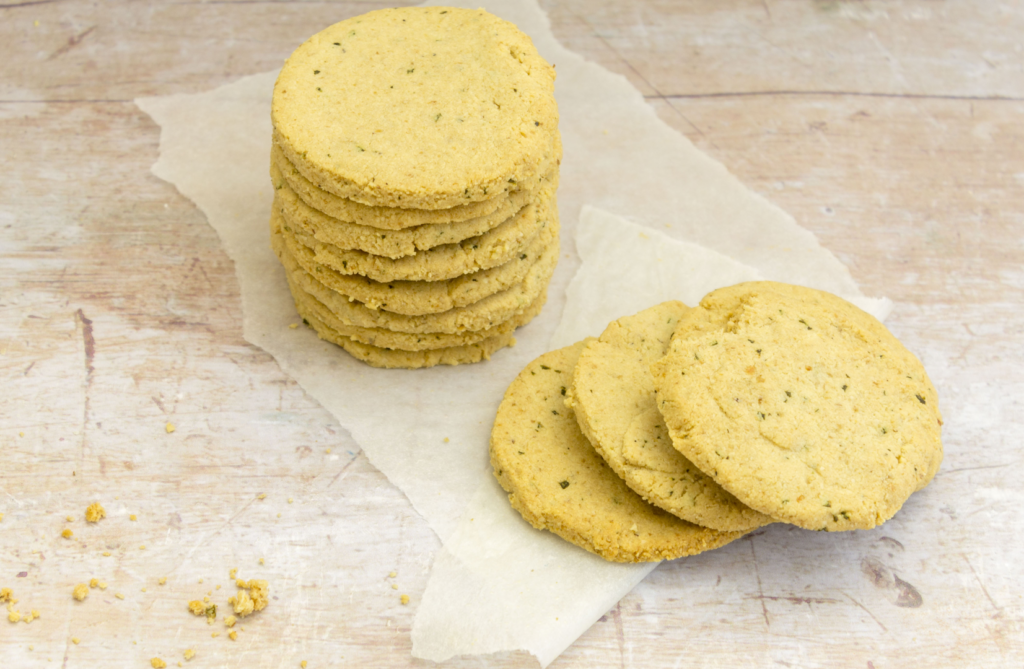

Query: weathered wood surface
[2,1,1022,667]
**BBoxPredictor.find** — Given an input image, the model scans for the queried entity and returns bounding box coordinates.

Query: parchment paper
[135,0,886,664]
[410,206,890,666]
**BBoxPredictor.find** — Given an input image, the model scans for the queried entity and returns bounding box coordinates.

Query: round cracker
[491,340,746,563]
[651,282,944,531]
[272,7,559,209]
[570,301,773,531]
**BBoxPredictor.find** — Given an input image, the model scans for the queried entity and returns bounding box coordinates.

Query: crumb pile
[490,283,944,562]
[269,6,561,368]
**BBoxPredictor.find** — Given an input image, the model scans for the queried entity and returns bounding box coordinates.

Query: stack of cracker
[269,7,561,368]
[491,282,944,562]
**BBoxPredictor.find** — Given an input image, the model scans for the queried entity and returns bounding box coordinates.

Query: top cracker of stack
[268,7,561,368]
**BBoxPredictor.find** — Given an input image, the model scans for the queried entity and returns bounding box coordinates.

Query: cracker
[490,340,746,562]
[272,7,559,209]
[569,302,773,531]
[651,282,943,531]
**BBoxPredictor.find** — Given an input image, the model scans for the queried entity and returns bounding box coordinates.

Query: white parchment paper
[136,0,887,664]
[410,206,890,667]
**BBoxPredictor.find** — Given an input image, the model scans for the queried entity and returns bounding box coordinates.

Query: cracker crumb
[66,515,74,522]
[391,584,398,590]
[140,545,146,550]
[115,593,125,600]
[98,582,107,590]
[0,588,11,602]
[187,600,205,616]
[159,577,167,585]
[89,578,99,589]
[301,662,308,668]
[388,571,397,578]
[228,569,237,580]
[227,579,269,618]
[289,323,299,329]
[129,514,137,521]
[72,584,89,601]
[400,594,410,605]
[443,437,449,443]
[85,503,106,523]
[166,423,176,434]
[228,630,238,641]
[183,649,195,661]
[141,588,147,593]
[8,610,21,623]
[257,494,266,500]
[61,529,73,539]
[0,513,4,522]
[151,659,167,669]
[325,448,331,454]
[71,637,80,645]
[224,615,236,628]
[102,551,111,557]
[287,498,293,504]
[258,558,264,565]
[211,632,219,638]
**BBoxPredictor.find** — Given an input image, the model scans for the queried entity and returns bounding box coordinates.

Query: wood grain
[1,1,1022,667]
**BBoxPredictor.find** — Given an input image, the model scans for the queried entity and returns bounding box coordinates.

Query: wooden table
[2,1,1021,667]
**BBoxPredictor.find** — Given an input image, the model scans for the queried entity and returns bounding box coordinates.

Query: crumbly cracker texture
[228,579,269,618]
[84,502,105,522]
